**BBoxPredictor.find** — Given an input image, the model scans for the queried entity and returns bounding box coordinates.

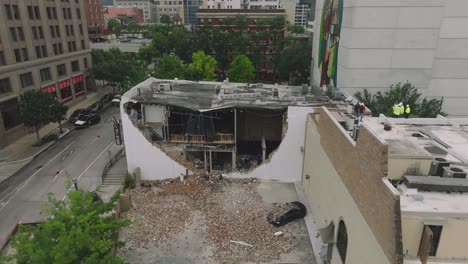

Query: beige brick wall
[316,108,402,264]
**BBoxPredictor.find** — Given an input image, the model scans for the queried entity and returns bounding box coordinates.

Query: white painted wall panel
[397,7,443,28]
[439,18,468,38]
[432,59,468,79]
[344,0,444,7]
[435,39,468,59]
[428,79,468,97]
[345,7,399,28]
[444,0,468,17]
[394,29,440,49]
[340,28,396,49]
[144,104,165,123]
[341,48,393,68]
[390,49,435,69]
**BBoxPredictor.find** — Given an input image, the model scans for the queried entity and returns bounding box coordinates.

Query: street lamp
[72,179,78,191]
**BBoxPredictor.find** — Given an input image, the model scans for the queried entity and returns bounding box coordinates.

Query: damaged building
[121,78,345,182]
[302,109,468,264]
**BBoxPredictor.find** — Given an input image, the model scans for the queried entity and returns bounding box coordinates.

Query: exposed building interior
[124,80,338,173]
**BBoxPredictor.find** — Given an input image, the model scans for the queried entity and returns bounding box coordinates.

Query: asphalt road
[0,106,122,247]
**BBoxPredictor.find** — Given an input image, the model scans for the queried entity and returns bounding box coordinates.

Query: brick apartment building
[103,6,145,25]
[84,0,105,34]
[0,0,92,147]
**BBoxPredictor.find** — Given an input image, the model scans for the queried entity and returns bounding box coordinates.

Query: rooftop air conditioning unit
[352,125,360,141]
[429,157,451,176]
[442,165,468,179]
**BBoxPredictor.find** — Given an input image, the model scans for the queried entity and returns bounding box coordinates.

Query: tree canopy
[151,55,186,79]
[10,190,127,264]
[107,19,122,36]
[277,42,311,85]
[354,81,445,117]
[228,55,255,83]
[19,90,59,144]
[160,14,172,25]
[50,101,69,133]
[91,48,147,91]
[186,51,218,81]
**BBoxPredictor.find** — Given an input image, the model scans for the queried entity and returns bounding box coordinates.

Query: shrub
[41,133,59,144]
[124,173,136,189]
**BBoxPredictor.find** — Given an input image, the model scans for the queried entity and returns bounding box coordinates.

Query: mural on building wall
[318,0,343,88]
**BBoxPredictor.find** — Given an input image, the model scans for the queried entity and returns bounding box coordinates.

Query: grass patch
[124,173,136,189]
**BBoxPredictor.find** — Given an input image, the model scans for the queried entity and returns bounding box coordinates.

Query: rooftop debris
[120,174,299,263]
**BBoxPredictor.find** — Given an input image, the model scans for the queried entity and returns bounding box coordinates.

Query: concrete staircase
[102,173,126,186]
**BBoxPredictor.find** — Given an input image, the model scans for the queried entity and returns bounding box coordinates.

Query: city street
[0,106,122,247]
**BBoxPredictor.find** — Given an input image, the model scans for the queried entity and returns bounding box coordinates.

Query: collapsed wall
[122,78,188,180]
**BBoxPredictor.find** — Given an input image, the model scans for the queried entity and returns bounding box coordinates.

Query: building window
[4,5,13,20]
[9,27,18,42]
[58,43,63,54]
[65,25,70,36]
[17,27,24,41]
[27,6,34,19]
[81,39,85,50]
[55,25,61,37]
[0,78,11,94]
[67,8,71,19]
[38,26,44,39]
[79,24,83,35]
[0,51,5,66]
[34,6,40,19]
[46,7,52,19]
[35,46,42,58]
[52,7,57,19]
[41,45,47,57]
[72,41,76,51]
[20,72,34,88]
[57,64,66,76]
[40,68,52,82]
[14,49,21,62]
[84,58,88,69]
[21,48,28,61]
[62,8,67,19]
[71,60,80,72]
[70,25,74,36]
[50,26,56,38]
[12,5,20,19]
[76,8,81,19]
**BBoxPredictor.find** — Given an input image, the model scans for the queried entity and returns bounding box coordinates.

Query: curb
[5,128,73,165]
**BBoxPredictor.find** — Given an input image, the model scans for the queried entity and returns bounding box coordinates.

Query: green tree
[18,90,56,144]
[107,18,122,36]
[11,190,127,264]
[186,51,217,81]
[138,43,160,65]
[228,55,255,83]
[277,42,311,85]
[354,81,445,117]
[91,48,147,92]
[50,101,69,134]
[127,20,140,37]
[152,32,170,55]
[160,14,172,25]
[151,55,186,79]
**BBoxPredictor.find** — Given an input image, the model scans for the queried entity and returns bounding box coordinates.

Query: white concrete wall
[122,78,188,180]
[402,216,468,260]
[144,104,165,124]
[229,106,313,182]
[312,0,468,116]
[301,116,390,264]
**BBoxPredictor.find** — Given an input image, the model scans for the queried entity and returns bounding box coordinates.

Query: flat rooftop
[132,79,344,112]
[364,117,468,163]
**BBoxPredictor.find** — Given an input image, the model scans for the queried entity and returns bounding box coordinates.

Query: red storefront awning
[41,85,56,93]
[58,79,71,89]
[73,75,84,84]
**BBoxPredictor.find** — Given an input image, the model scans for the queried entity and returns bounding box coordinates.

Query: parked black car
[86,102,104,114]
[74,113,101,128]
[99,93,113,104]
[68,109,88,124]
[267,201,307,227]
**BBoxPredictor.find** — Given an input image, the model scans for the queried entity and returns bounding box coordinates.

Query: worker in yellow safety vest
[398,102,404,118]
[393,103,400,118]
[405,104,411,118]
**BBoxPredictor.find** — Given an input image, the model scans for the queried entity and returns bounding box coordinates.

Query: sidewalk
[0,87,112,183]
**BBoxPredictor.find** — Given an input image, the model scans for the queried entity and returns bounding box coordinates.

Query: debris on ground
[120,175,298,263]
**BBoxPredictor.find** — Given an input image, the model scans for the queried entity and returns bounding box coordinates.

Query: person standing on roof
[405,104,411,118]
[398,102,405,118]
[393,103,400,118]
[354,101,360,118]
[358,103,365,122]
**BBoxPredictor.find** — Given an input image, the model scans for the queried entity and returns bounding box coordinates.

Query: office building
[0,0,92,147]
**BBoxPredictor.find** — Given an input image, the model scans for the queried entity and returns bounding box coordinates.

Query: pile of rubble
[120,175,295,263]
